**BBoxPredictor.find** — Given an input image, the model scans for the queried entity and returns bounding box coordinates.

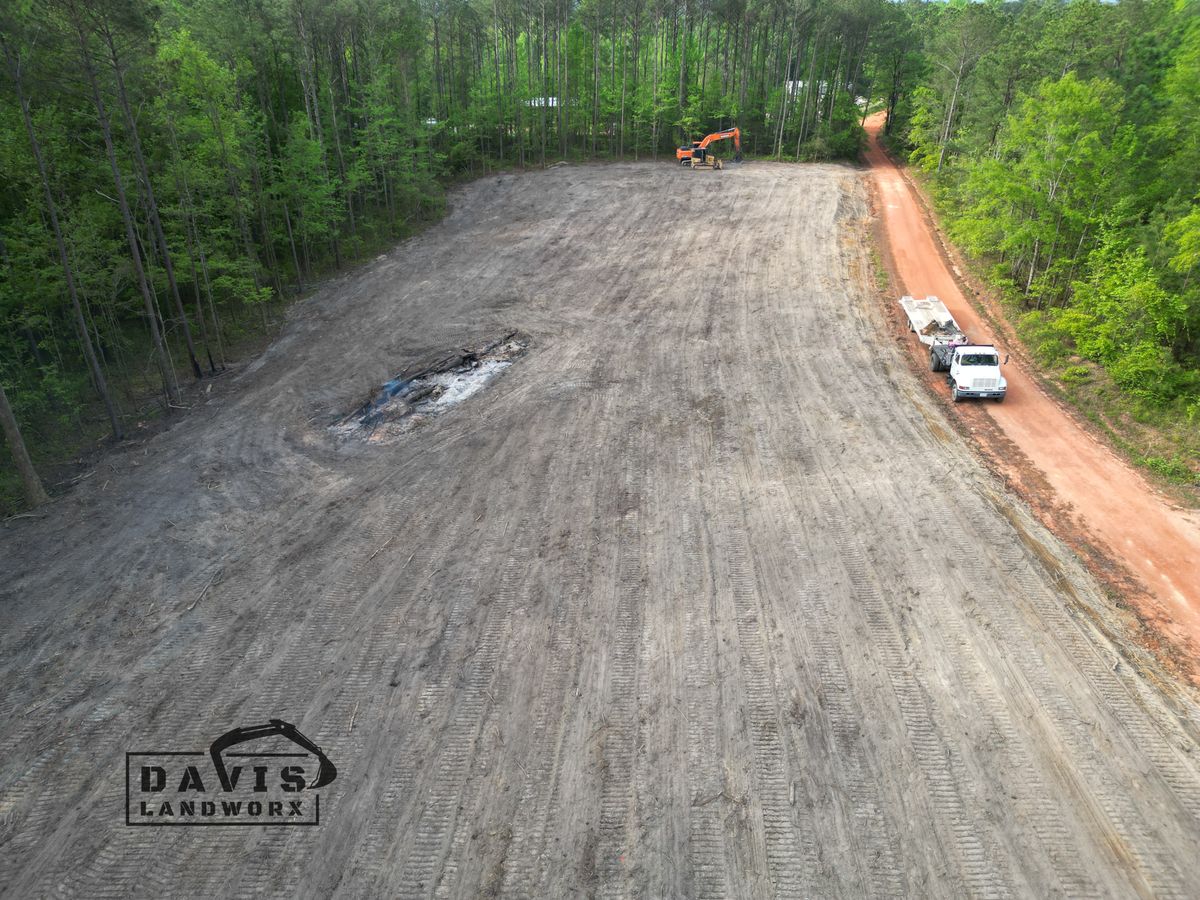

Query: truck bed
[899,296,965,346]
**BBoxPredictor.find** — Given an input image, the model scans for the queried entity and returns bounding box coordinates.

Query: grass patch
[1140,455,1199,484]
[1060,364,1092,385]
[869,245,891,294]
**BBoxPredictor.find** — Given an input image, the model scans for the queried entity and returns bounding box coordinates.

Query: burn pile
[333,332,528,442]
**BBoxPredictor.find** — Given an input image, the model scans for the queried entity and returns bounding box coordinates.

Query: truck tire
[952,385,963,402]
[930,352,940,372]
[994,394,1005,403]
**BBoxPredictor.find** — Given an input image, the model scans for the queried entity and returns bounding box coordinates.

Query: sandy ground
[3,161,1200,898]
[863,113,1200,677]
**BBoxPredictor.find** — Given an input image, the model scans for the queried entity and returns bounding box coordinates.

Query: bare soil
[3,160,1200,898]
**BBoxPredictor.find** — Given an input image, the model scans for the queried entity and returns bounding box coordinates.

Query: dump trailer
[899,295,967,372]
[899,296,1007,402]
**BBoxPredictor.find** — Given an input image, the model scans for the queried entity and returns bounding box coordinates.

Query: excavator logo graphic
[126,719,337,826]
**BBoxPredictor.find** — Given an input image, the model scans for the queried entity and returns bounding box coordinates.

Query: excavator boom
[699,128,740,151]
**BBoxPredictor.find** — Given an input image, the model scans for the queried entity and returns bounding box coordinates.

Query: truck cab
[947,345,1007,402]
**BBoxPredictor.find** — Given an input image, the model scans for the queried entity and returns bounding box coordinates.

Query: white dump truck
[899,295,1007,402]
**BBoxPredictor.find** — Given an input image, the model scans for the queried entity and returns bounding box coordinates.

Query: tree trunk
[592,12,600,156]
[774,18,798,158]
[936,62,965,173]
[678,0,688,113]
[282,200,305,292]
[540,0,548,166]
[103,27,202,381]
[73,13,178,405]
[1,35,123,439]
[326,42,354,237]
[0,381,48,507]
[618,26,627,158]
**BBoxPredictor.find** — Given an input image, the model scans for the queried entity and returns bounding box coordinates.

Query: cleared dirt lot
[3,161,1200,898]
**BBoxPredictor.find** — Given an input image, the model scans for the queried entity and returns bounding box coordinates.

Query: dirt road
[3,161,1200,898]
[863,113,1200,671]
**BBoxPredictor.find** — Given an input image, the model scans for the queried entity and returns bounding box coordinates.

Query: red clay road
[864,111,1200,669]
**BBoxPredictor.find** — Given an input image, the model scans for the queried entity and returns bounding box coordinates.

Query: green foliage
[1054,232,1181,355]
[1043,234,1191,406]
[1061,365,1092,385]
[906,86,945,172]
[1164,204,1200,276]
[1140,455,1199,484]
[952,73,1124,304]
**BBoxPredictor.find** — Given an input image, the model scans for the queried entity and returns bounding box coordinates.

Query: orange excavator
[676,127,742,169]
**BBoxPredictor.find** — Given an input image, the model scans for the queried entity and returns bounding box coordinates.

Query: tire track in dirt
[903,457,1200,896]
[879,517,1101,897]
[820,486,1015,899]
[494,561,588,896]
[939,504,1200,897]
[989,535,1200,826]
[716,472,822,897]
[679,508,732,900]
[227,509,449,897]
[936,528,1186,898]
[345,345,603,897]
[766,512,909,900]
[403,544,529,898]
[770,381,1101,895]
[739,181,911,899]
[498,384,621,898]
[594,432,648,899]
[43,486,435,897]
[750,193,1015,895]
[369,510,541,898]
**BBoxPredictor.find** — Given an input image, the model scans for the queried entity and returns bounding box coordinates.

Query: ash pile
[333,332,528,443]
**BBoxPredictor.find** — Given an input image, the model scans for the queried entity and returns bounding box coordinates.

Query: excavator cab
[677,141,703,165]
